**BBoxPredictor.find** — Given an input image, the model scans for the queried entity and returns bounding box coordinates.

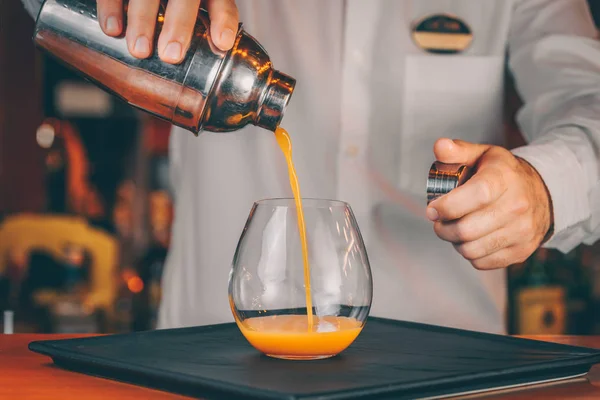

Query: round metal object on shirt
[426,162,473,205]
[411,14,473,54]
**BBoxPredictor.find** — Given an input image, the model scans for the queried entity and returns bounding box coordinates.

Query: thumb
[433,138,491,167]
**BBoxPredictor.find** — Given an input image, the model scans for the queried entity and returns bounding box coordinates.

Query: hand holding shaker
[33,0,295,134]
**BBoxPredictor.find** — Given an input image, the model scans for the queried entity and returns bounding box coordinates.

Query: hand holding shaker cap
[427,161,473,205]
[32,0,296,134]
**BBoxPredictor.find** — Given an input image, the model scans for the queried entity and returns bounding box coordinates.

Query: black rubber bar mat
[29,317,600,399]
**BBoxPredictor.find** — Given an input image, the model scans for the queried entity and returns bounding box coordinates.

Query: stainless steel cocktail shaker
[33,0,295,134]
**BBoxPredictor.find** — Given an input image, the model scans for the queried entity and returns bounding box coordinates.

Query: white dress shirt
[158,0,600,334]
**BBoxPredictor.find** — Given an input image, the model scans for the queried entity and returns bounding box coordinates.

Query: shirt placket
[336,0,376,234]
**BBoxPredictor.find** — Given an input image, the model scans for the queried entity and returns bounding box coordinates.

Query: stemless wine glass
[228,198,373,360]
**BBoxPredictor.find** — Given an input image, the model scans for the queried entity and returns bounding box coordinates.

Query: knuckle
[484,206,498,223]
[213,8,239,24]
[97,0,121,18]
[227,7,240,21]
[127,3,159,24]
[519,219,535,237]
[457,243,478,261]
[455,221,475,242]
[496,169,508,192]
[478,169,507,205]
[511,195,530,215]
[163,14,192,28]
[478,178,494,204]
[489,235,508,252]
[128,12,155,25]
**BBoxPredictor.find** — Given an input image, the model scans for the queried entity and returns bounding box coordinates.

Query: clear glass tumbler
[228,198,373,360]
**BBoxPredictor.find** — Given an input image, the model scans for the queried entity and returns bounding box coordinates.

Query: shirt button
[346,145,359,157]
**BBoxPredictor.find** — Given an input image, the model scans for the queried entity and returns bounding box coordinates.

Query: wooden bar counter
[2,334,600,399]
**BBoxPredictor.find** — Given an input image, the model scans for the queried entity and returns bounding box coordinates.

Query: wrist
[516,156,554,243]
[511,135,591,252]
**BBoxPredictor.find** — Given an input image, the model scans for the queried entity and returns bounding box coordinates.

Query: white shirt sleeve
[508,0,600,253]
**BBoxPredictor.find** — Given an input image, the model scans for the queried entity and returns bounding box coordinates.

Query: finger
[469,244,538,270]
[433,204,508,243]
[428,166,507,221]
[97,0,123,36]
[443,208,540,258]
[205,0,239,51]
[452,229,519,260]
[433,138,491,167]
[158,0,202,64]
[126,0,161,59]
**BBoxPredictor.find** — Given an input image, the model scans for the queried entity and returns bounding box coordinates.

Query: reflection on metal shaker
[426,161,473,205]
[33,0,296,134]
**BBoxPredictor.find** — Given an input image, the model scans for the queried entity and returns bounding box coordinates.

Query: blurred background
[0,0,599,335]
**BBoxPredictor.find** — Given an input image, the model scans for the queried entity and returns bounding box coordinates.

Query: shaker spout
[256,70,296,132]
[198,29,296,133]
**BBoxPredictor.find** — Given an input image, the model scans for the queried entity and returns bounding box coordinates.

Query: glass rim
[254,197,350,209]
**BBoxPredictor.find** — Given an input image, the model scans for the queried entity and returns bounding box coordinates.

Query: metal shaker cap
[190,22,296,133]
[426,162,473,205]
[255,70,295,131]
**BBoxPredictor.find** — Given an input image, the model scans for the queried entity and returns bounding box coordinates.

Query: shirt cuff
[511,139,591,252]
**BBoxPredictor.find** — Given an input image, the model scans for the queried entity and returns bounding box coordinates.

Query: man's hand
[96,0,239,63]
[427,138,553,270]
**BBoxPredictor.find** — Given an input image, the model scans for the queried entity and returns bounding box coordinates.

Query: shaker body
[33,0,295,134]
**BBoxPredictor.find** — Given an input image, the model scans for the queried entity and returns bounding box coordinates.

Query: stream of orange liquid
[274,127,314,330]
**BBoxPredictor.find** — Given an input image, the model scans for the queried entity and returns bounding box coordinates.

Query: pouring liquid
[274,127,314,330]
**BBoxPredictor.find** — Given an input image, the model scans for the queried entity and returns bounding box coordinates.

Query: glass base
[266,354,336,361]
